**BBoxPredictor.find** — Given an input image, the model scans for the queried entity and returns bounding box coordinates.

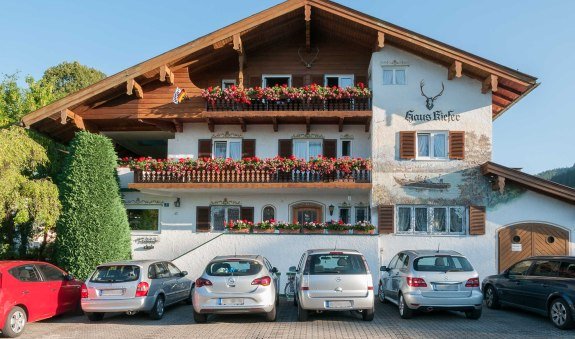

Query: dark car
[482,256,575,330]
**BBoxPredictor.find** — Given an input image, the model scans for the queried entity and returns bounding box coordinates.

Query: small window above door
[262,74,291,87]
[324,74,354,88]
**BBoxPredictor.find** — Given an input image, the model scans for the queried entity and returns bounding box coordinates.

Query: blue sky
[1,0,573,174]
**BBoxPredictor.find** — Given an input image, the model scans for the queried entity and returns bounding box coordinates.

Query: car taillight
[195,278,213,288]
[301,286,309,291]
[81,283,89,299]
[251,276,271,286]
[465,278,480,287]
[135,281,149,297]
[367,286,374,291]
[406,277,427,287]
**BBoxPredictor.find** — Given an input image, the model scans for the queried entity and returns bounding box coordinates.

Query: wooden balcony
[205,98,371,112]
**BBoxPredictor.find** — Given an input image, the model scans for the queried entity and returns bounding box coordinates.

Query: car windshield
[90,265,141,283]
[206,260,262,277]
[413,256,474,272]
[307,254,367,275]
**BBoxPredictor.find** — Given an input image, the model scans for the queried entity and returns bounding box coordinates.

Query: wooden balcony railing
[133,169,371,184]
[206,98,372,112]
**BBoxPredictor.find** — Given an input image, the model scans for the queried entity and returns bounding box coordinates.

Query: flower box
[253,228,276,234]
[327,229,350,235]
[278,228,301,234]
[303,228,325,234]
[227,228,250,234]
[352,229,375,235]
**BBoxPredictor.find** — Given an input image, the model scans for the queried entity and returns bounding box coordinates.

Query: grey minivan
[81,260,193,321]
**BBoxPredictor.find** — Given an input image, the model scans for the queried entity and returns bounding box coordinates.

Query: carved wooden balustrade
[206,98,371,112]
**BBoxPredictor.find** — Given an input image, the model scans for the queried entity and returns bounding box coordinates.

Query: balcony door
[211,206,240,231]
[292,203,323,224]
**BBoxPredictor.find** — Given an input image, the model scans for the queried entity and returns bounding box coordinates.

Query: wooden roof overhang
[21,0,537,143]
[481,162,575,205]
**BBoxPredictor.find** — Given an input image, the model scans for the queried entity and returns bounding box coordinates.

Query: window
[339,207,351,224]
[508,260,533,276]
[262,74,291,87]
[560,262,575,278]
[38,264,66,281]
[213,139,241,160]
[148,263,170,279]
[211,206,240,231]
[206,260,263,276]
[396,206,467,235]
[292,203,323,224]
[417,132,447,159]
[388,255,399,269]
[127,209,159,231]
[355,207,369,222]
[324,74,354,88]
[262,205,275,221]
[166,262,182,277]
[9,265,41,282]
[222,79,236,89]
[293,139,322,160]
[532,260,560,277]
[341,140,352,157]
[306,254,367,275]
[382,68,407,85]
[413,256,474,272]
[396,254,409,270]
[90,265,141,283]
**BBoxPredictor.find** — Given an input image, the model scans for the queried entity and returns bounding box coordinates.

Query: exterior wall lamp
[174,198,181,208]
[328,204,335,216]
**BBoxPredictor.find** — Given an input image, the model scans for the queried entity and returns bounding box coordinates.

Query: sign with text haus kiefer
[405,80,461,123]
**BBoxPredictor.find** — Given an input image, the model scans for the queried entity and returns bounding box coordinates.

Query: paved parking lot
[20,299,572,338]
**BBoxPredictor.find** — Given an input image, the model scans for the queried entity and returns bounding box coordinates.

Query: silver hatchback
[379,250,483,319]
[192,255,280,323]
[81,260,193,321]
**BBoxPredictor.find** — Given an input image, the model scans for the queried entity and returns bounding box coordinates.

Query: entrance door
[498,223,568,273]
[292,204,323,224]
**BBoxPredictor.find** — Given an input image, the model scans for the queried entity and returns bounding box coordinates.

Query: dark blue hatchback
[482,256,575,330]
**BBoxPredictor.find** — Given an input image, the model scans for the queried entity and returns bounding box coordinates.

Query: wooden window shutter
[198,139,212,158]
[378,205,394,234]
[449,131,465,160]
[399,131,416,159]
[196,206,211,232]
[241,207,254,223]
[322,139,337,159]
[469,206,486,235]
[355,75,367,86]
[278,139,293,158]
[242,139,256,158]
[292,75,304,87]
[249,76,261,88]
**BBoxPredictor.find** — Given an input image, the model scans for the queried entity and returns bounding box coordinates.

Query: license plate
[327,300,352,308]
[434,284,459,291]
[219,298,244,306]
[100,289,124,296]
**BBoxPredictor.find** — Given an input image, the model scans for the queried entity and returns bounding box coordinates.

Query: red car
[0,261,82,338]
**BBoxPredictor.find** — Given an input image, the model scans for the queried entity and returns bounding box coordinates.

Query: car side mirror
[65,274,75,281]
[288,266,297,272]
[180,271,188,277]
[379,265,388,272]
[271,267,278,274]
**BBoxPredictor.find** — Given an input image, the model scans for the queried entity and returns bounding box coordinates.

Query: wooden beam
[365,118,371,132]
[207,118,215,132]
[126,79,144,98]
[74,114,86,130]
[448,60,462,80]
[239,118,247,132]
[375,31,385,51]
[159,65,174,85]
[305,117,311,133]
[238,54,245,88]
[491,175,506,194]
[60,109,68,124]
[482,75,498,94]
[338,117,344,132]
[272,117,278,132]
[305,4,311,52]
[173,119,183,133]
[233,34,243,54]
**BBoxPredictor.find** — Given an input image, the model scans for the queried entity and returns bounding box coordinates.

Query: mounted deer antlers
[420,80,444,110]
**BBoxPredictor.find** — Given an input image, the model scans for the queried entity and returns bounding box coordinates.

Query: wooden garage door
[498,223,568,273]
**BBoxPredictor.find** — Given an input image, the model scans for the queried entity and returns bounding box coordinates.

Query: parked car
[482,256,575,330]
[292,249,374,322]
[193,255,279,323]
[378,250,483,320]
[81,260,192,321]
[0,261,82,338]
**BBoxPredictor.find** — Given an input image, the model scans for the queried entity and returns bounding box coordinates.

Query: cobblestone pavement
[19,299,573,338]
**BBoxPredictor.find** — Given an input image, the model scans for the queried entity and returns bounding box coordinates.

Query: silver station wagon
[192,255,280,323]
[293,249,375,321]
[81,260,193,321]
[379,250,483,319]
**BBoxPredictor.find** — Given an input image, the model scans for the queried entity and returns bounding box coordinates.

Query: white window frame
[212,138,242,160]
[262,205,276,221]
[126,206,161,234]
[324,74,355,87]
[221,79,236,89]
[382,67,407,85]
[354,206,370,223]
[416,131,448,160]
[340,139,353,157]
[262,74,292,87]
[210,205,241,232]
[293,139,323,161]
[395,205,467,236]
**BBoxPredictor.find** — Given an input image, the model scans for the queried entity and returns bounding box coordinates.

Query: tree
[41,61,106,100]
[55,132,131,279]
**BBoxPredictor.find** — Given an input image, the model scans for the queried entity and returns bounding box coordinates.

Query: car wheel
[293,293,297,307]
[297,300,308,322]
[465,308,482,320]
[378,285,386,304]
[185,287,193,305]
[265,304,277,322]
[193,309,208,323]
[85,312,105,322]
[550,298,574,330]
[484,285,501,309]
[398,294,413,319]
[149,296,165,320]
[2,306,27,338]
[362,307,375,321]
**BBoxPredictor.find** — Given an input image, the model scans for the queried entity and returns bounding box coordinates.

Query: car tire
[185,287,193,305]
[362,307,375,321]
[149,296,165,320]
[72,300,84,316]
[2,306,27,338]
[398,294,413,319]
[484,285,501,309]
[465,308,482,320]
[265,304,277,322]
[293,294,297,307]
[549,298,574,330]
[193,309,208,323]
[297,301,308,322]
[85,312,105,322]
[378,285,386,304]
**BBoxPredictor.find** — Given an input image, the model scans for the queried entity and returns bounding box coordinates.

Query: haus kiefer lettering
[404,110,461,123]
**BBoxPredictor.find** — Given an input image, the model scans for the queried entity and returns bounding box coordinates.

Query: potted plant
[352,221,376,235]
[253,220,277,234]
[302,222,325,234]
[225,220,252,234]
[276,222,301,234]
[326,220,351,234]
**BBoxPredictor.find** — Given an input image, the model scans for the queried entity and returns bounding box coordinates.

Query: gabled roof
[481,162,575,205]
[21,0,538,135]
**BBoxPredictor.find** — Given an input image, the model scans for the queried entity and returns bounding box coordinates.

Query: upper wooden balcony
[205,97,372,112]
